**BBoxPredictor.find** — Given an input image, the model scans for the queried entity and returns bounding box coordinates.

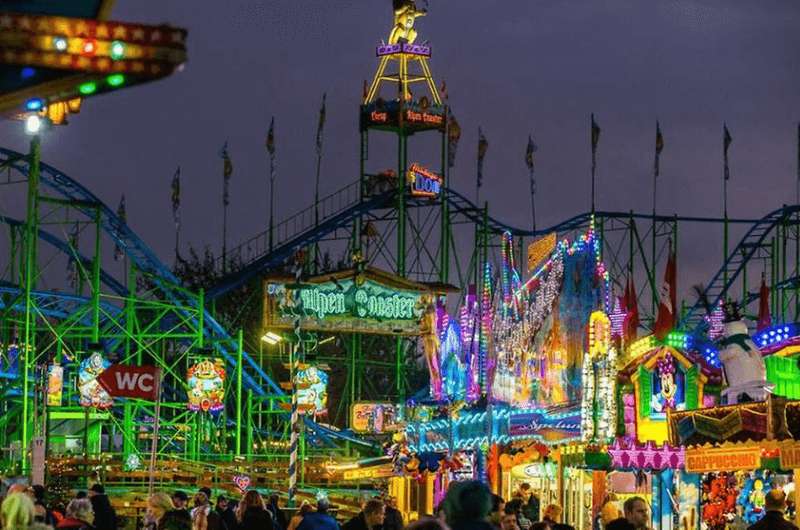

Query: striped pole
[288,260,302,508]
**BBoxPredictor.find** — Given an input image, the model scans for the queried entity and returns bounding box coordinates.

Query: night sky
[1,0,799,302]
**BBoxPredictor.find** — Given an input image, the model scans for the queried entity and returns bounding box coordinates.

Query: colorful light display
[78,352,112,409]
[296,366,328,415]
[351,403,403,433]
[187,359,226,413]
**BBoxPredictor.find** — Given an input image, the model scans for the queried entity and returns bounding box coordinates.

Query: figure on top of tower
[390,0,427,44]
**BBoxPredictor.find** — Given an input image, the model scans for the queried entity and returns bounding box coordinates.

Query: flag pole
[723,124,731,289]
[530,165,536,232]
[148,368,162,496]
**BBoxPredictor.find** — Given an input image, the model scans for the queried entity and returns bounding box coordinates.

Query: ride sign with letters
[97,365,161,400]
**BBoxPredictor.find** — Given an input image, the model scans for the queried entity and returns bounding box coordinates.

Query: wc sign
[98,365,161,400]
[408,163,443,199]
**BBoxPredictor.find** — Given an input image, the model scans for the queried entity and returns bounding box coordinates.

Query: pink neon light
[607,438,685,470]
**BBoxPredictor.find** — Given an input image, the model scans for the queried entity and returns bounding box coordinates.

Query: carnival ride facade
[5,2,800,524]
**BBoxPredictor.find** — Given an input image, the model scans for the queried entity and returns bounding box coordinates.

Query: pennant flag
[757,273,771,332]
[114,194,126,261]
[624,274,640,343]
[447,114,461,168]
[653,246,677,340]
[591,114,601,154]
[316,93,327,155]
[723,124,732,181]
[266,117,276,156]
[477,127,488,189]
[525,135,537,173]
[440,80,448,100]
[220,141,232,206]
[171,166,181,228]
[655,121,664,178]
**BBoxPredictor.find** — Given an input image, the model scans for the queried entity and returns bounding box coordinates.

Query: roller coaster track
[680,205,800,331]
[210,179,762,299]
[0,147,365,448]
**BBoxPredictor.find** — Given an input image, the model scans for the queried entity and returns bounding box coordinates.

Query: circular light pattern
[82,39,97,56]
[25,98,44,111]
[78,82,97,95]
[110,41,126,60]
[106,74,125,87]
[25,115,42,135]
[53,37,68,52]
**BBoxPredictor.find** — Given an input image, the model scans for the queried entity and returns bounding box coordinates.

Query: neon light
[53,37,68,52]
[25,98,44,111]
[78,82,97,95]
[110,40,126,60]
[106,74,125,87]
[405,109,444,126]
[408,163,443,198]
[376,42,431,57]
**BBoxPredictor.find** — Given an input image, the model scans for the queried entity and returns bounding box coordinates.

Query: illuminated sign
[351,403,404,433]
[376,43,432,57]
[296,366,328,415]
[264,271,431,336]
[408,163,443,198]
[684,446,761,473]
[509,411,581,438]
[404,109,444,126]
[78,352,113,409]
[187,359,226,413]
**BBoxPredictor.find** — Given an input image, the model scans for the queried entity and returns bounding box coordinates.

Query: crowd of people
[1,479,797,530]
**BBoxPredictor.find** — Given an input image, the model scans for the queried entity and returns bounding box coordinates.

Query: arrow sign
[97,365,160,400]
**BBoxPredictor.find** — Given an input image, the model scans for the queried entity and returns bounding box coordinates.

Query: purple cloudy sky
[1,0,799,301]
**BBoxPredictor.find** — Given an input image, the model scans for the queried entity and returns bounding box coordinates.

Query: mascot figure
[718,302,771,404]
[389,0,427,44]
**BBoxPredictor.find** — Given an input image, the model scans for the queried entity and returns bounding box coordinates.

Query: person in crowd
[382,496,403,530]
[144,493,173,530]
[268,493,288,530]
[489,495,505,529]
[75,493,88,501]
[748,489,798,530]
[500,513,519,530]
[605,497,648,530]
[173,492,190,512]
[29,485,56,526]
[342,499,385,530]
[404,519,450,530]
[215,495,237,530]
[515,485,538,524]
[191,492,226,530]
[504,500,530,530]
[443,480,494,530]
[87,485,116,530]
[56,498,94,530]
[237,490,274,530]
[296,498,339,530]
[159,493,192,530]
[599,502,620,529]
[1,492,53,530]
[287,501,312,530]
[538,504,573,530]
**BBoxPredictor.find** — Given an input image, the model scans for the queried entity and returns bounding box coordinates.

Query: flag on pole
[653,245,677,340]
[316,93,327,156]
[655,121,664,178]
[447,114,461,168]
[266,117,276,157]
[114,194,126,261]
[171,166,181,229]
[624,274,640,343]
[757,273,771,332]
[591,114,601,154]
[723,124,732,181]
[477,127,488,189]
[526,135,537,173]
[220,141,233,206]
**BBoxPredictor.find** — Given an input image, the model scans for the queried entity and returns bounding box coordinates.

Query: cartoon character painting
[651,353,685,415]
[78,352,112,409]
[187,359,226,413]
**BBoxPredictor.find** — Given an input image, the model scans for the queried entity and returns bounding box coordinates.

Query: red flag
[757,274,771,332]
[654,248,677,340]
[625,275,640,342]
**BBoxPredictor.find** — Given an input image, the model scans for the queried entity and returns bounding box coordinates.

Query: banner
[685,446,760,473]
[47,364,63,407]
[351,403,403,434]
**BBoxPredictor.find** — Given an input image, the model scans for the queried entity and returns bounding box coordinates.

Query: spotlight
[24,115,43,135]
